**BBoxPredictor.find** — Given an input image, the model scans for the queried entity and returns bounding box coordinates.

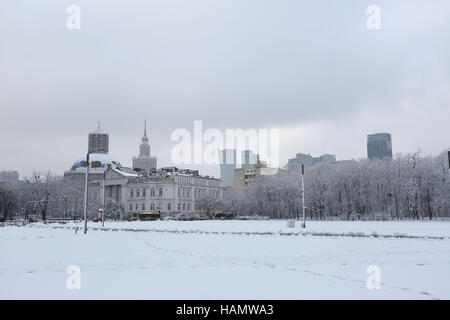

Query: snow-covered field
[1,220,450,299]
[53,219,450,238]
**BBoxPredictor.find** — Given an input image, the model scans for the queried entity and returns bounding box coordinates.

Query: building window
[168,203,171,211]
[130,189,134,198]
[177,203,181,211]
[129,204,133,211]
[143,188,146,197]
[187,203,191,211]
[135,203,138,211]
[151,188,155,197]
[150,203,155,210]
[178,187,181,198]
[142,203,145,210]
[136,189,140,198]
[182,203,186,211]
[159,188,163,197]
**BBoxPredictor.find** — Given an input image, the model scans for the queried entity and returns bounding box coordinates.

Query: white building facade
[104,167,222,217]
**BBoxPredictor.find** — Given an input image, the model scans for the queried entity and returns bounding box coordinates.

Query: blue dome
[69,153,121,173]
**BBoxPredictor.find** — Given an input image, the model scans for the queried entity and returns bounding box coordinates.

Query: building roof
[113,166,139,177]
[68,153,122,174]
[137,167,219,180]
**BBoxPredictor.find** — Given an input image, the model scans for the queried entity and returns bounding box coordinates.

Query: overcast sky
[1,0,449,179]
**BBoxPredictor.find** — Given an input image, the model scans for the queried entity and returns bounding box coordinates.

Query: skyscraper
[219,149,236,187]
[88,122,109,154]
[241,150,259,169]
[367,133,393,160]
[132,120,157,171]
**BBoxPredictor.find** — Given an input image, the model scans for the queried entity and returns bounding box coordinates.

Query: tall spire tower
[132,120,157,171]
[140,120,150,157]
[144,119,147,138]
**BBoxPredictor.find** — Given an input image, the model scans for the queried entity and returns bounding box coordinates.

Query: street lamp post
[102,171,105,227]
[64,196,68,218]
[83,153,90,234]
[447,151,450,179]
[301,164,306,228]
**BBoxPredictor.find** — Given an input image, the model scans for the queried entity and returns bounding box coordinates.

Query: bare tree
[223,149,450,221]
[0,185,17,221]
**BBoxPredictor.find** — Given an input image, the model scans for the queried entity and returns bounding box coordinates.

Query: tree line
[1,150,449,221]
[0,171,86,221]
[223,150,450,220]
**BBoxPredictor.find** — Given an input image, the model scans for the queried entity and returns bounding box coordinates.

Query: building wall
[132,156,157,171]
[0,171,19,182]
[234,166,279,192]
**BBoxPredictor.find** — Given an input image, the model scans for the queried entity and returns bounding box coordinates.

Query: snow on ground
[1,221,450,299]
[49,219,450,238]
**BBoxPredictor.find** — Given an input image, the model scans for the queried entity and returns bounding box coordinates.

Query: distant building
[219,149,280,191]
[287,153,336,171]
[88,123,109,154]
[367,133,393,160]
[287,153,314,171]
[219,149,236,187]
[132,120,157,172]
[219,149,260,187]
[313,154,336,165]
[234,162,279,192]
[0,170,19,183]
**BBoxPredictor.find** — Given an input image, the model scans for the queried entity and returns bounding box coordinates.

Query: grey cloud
[0,0,449,177]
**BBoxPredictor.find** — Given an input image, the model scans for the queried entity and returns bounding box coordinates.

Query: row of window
[130,187,163,198]
[130,203,157,211]
[128,202,193,212]
[177,187,220,199]
[195,188,220,199]
[177,177,220,187]
[129,187,220,200]
[177,186,191,198]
